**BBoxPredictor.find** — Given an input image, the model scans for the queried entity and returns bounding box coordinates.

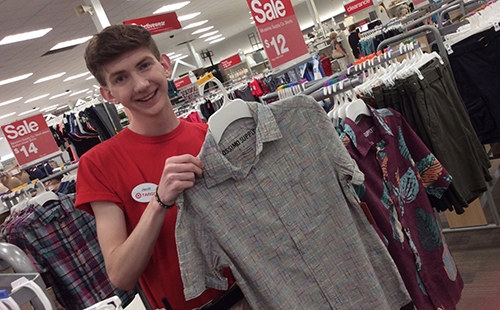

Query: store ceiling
[0,0,305,128]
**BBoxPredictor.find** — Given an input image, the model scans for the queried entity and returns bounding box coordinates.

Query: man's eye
[141,62,151,69]
[116,76,125,83]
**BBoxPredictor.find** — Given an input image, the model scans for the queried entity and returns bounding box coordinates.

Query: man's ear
[160,54,172,79]
[100,86,119,104]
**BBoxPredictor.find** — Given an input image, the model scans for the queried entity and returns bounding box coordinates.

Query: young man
[75,24,244,310]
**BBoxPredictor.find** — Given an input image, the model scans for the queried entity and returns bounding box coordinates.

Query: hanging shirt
[3,193,135,310]
[176,95,411,309]
[340,108,464,310]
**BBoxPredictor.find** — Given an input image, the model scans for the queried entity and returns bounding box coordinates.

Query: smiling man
[75,24,246,310]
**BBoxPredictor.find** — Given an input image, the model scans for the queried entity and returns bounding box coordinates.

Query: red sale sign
[344,0,374,15]
[247,0,309,68]
[123,12,182,35]
[1,114,59,167]
[174,76,193,89]
[221,54,242,70]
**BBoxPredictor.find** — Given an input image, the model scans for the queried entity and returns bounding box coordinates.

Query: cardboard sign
[221,54,243,70]
[247,0,309,68]
[344,0,374,15]
[1,114,60,167]
[123,12,182,35]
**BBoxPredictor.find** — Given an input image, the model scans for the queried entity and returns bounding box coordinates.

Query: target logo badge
[131,183,157,203]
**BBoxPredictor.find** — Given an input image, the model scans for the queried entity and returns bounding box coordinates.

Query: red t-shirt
[75,120,232,309]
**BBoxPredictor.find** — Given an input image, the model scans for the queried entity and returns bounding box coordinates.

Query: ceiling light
[69,89,90,96]
[199,31,219,38]
[250,17,254,19]
[153,1,190,14]
[251,21,255,24]
[0,28,52,45]
[191,26,214,34]
[167,52,176,56]
[56,105,69,110]
[40,104,58,112]
[25,93,50,103]
[170,54,183,60]
[0,112,16,120]
[50,91,71,99]
[0,73,33,86]
[87,90,93,93]
[50,36,93,51]
[0,97,22,107]
[178,12,200,21]
[93,85,100,89]
[63,72,90,82]
[34,72,66,84]
[86,76,95,80]
[205,34,222,42]
[183,20,208,30]
[210,37,225,44]
[19,108,40,116]
[176,55,189,60]
[43,106,59,112]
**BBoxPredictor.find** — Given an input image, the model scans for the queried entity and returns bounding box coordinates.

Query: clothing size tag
[494,22,500,32]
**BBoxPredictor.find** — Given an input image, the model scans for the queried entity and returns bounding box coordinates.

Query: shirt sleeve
[175,192,229,300]
[396,112,452,198]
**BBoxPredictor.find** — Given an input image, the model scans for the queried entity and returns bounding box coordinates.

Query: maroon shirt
[340,108,463,310]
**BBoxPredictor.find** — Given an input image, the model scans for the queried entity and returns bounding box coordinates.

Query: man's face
[99,47,171,120]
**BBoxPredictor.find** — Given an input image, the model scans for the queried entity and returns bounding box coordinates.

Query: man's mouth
[137,90,157,102]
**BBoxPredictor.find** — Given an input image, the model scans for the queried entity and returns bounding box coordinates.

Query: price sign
[221,54,243,70]
[247,0,309,68]
[1,114,59,167]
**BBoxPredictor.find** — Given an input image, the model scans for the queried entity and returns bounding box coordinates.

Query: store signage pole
[246,0,310,69]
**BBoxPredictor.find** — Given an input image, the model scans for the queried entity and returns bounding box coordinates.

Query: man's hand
[156,154,204,206]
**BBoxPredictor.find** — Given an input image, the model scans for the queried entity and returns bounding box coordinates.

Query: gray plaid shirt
[176,95,410,309]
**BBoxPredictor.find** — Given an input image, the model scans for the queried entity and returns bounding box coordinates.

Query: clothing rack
[310,76,363,102]
[0,243,56,310]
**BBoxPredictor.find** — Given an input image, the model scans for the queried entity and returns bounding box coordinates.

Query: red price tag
[1,114,60,167]
[174,76,193,89]
[247,0,309,68]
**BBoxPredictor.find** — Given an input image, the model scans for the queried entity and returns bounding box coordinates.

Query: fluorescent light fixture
[25,93,50,103]
[56,105,68,110]
[43,106,59,112]
[170,54,183,60]
[0,28,52,45]
[1,153,14,160]
[34,72,66,84]
[69,89,90,96]
[40,104,58,112]
[19,108,40,116]
[50,91,71,99]
[50,36,93,51]
[191,26,214,34]
[210,37,225,44]
[199,31,218,38]
[178,12,200,21]
[93,85,100,89]
[86,76,95,80]
[250,17,254,19]
[0,112,16,120]
[0,73,33,86]
[183,20,208,30]
[86,96,92,98]
[154,1,190,14]
[205,34,222,42]
[0,97,22,107]
[63,72,90,82]
[166,52,176,56]
[176,55,189,60]
[87,90,93,93]
[251,21,255,24]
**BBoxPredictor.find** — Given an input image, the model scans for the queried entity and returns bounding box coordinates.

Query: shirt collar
[343,107,394,156]
[201,101,282,188]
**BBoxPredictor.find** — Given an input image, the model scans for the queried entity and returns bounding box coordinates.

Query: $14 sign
[247,0,309,68]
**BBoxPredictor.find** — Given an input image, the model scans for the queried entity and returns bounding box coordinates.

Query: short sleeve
[175,192,229,300]
[396,112,452,198]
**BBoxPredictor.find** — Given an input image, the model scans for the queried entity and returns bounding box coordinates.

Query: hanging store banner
[123,12,182,35]
[1,114,59,167]
[174,76,194,89]
[247,0,309,68]
[221,54,243,70]
[344,0,374,15]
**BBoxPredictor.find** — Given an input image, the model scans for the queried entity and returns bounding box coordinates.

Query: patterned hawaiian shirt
[176,95,411,309]
[340,108,464,310]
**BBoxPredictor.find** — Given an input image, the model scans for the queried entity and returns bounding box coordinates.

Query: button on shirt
[176,95,411,309]
[340,108,464,310]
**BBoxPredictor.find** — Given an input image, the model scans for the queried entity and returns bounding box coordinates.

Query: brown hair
[349,24,357,32]
[329,32,338,42]
[84,24,161,86]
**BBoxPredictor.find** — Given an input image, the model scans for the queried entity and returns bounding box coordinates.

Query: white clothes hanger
[27,181,59,208]
[198,74,252,144]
